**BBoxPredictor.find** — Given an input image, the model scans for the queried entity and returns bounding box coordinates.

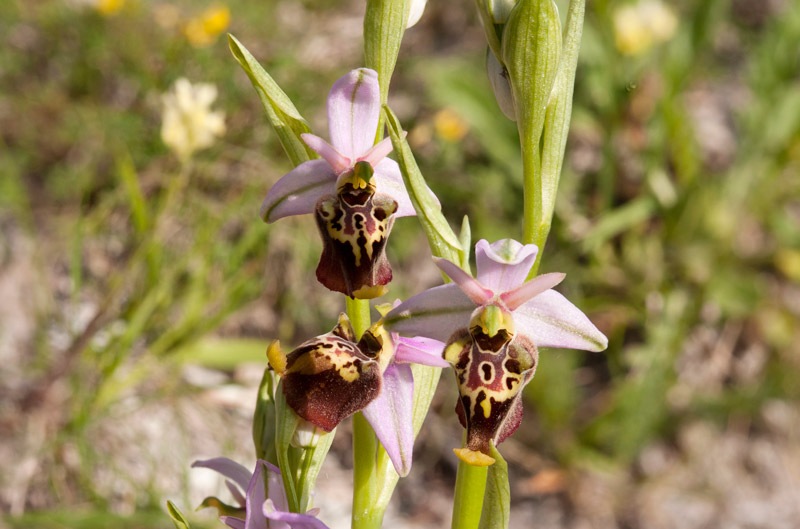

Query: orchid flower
[384,239,607,464]
[268,311,447,476]
[267,314,383,432]
[358,309,448,476]
[192,458,329,529]
[260,68,416,299]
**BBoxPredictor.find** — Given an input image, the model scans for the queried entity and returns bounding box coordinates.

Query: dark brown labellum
[281,330,382,432]
[314,183,398,299]
[444,327,538,455]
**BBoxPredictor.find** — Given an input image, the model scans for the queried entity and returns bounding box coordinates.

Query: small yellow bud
[266,340,287,375]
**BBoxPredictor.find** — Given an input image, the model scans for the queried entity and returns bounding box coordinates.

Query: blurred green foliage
[2,0,799,526]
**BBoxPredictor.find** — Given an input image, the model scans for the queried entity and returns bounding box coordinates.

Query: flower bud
[501,0,561,130]
[486,49,516,121]
[406,0,427,28]
[487,0,518,23]
[291,418,326,448]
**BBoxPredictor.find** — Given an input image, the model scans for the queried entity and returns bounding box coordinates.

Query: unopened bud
[486,49,516,121]
[291,418,325,448]
[406,0,427,28]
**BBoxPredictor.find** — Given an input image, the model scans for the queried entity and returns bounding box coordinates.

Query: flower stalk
[347,297,389,529]
[452,458,488,529]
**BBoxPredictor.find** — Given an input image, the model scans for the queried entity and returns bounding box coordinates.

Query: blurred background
[1,0,799,527]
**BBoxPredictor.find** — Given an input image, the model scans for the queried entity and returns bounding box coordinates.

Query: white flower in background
[613,0,678,56]
[161,78,225,162]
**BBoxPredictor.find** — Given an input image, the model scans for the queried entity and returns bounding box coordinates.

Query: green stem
[345,296,387,529]
[451,459,488,529]
[522,147,549,277]
[346,297,372,338]
[352,413,385,529]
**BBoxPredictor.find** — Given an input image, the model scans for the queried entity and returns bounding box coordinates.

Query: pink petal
[512,290,608,351]
[244,462,268,529]
[434,258,493,304]
[394,336,449,368]
[260,160,336,222]
[301,133,350,174]
[372,159,416,217]
[383,283,475,342]
[475,239,538,292]
[221,517,246,529]
[500,272,565,311]
[263,460,289,513]
[264,499,331,529]
[192,458,252,493]
[357,136,394,167]
[327,68,381,160]
[225,480,246,506]
[361,364,414,477]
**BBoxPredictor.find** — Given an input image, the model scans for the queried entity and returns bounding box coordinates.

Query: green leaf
[274,386,302,512]
[253,367,278,464]
[478,445,510,529]
[174,337,268,370]
[116,152,149,237]
[364,0,409,107]
[474,0,504,61]
[273,384,335,513]
[458,215,473,272]
[383,105,463,263]
[539,0,585,256]
[166,501,191,529]
[297,426,336,510]
[228,34,314,167]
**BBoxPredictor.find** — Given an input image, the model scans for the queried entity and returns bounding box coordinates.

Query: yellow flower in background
[184,4,230,47]
[613,0,678,56]
[434,108,470,143]
[161,78,226,162]
[67,0,125,15]
[775,249,800,283]
[97,0,125,15]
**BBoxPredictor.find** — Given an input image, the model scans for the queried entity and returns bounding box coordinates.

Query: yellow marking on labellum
[453,448,496,466]
[352,284,387,299]
[444,330,470,365]
[334,312,356,341]
[480,397,492,419]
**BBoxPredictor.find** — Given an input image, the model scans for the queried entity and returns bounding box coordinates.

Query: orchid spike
[260,68,419,298]
[384,239,607,462]
[357,315,447,476]
[192,458,330,529]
